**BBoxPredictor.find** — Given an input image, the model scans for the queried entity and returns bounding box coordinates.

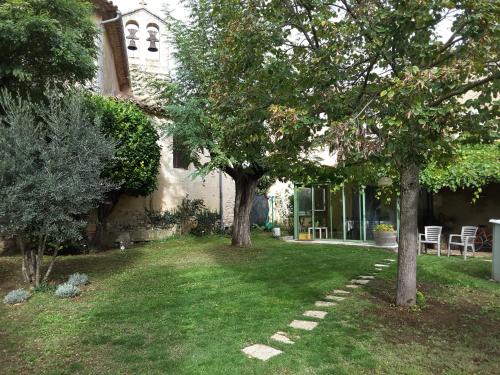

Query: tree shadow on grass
[0,247,144,291]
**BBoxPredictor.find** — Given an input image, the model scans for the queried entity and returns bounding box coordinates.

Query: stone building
[99,1,235,243]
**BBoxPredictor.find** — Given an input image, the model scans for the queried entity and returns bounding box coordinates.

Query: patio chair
[447,226,478,260]
[418,226,442,256]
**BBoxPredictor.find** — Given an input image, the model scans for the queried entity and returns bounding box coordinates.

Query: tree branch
[430,72,500,107]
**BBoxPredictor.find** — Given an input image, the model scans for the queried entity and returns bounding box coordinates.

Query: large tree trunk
[94,191,121,249]
[396,162,420,306]
[231,174,259,247]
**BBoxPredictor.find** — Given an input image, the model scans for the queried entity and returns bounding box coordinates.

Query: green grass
[1,233,499,375]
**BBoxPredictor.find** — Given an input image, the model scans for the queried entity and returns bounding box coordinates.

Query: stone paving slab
[271,331,295,344]
[242,344,282,361]
[315,300,337,307]
[384,259,396,262]
[351,279,370,285]
[345,284,360,288]
[325,295,346,301]
[303,310,327,319]
[374,264,390,267]
[359,275,375,279]
[332,289,350,294]
[289,320,318,331]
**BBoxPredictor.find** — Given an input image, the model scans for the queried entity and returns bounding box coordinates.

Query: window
[172,136,190,169]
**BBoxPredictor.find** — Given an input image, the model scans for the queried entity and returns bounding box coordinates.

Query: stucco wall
[92,14,122,96]
[107,118,235,232]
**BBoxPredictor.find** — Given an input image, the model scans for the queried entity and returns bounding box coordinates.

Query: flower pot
[373,230,397,247]
[272,227,281,238]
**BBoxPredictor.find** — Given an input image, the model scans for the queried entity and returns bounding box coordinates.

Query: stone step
[303,310,327,319]
[315,300,337,307]
[351,279,370,285]
[270,331,295,344]
[242,344,282,361]
[325,295,346,301]
[332,289,350,295]
[289,320,318,331]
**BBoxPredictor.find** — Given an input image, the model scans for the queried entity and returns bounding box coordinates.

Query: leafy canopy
[280,0,500,171]
[165,0,321,180]
[85,95,161,196]
[0,0,98,94]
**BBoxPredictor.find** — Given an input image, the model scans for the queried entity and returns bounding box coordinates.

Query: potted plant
[373,224,397,247]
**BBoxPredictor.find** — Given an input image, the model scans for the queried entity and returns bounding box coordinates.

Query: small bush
[67,273,89,286]
[55,283,81,299]
[416,291,426,308]
[192,210,220,236]
[373,224,395,232]
[4,289,31,305]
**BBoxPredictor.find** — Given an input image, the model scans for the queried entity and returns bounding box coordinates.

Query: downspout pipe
[219,170,224,232]
[97,10,122,90]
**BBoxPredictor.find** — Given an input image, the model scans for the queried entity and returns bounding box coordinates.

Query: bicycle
[474,225,493,251]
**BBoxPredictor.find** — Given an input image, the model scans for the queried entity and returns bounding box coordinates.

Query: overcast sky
[112,0,188,20]
[111,0,452,41]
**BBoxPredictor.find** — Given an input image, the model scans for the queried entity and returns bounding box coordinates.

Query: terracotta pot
[373,230,397,247]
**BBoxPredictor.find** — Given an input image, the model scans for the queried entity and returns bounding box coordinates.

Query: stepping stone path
[242,258,396,361]
[325,295,346,301]
[303,310,327,319]
[332,289,350,295]
[271,331,295,345]
[242,344,282,361]
[289,320,318,331]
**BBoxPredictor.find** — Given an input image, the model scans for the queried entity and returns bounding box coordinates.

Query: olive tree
[0,90,116,286]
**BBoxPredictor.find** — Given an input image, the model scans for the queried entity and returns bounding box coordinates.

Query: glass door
[344,185,362,240]
[297,187,312,240]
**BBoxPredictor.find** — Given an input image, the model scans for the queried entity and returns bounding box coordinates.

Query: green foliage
[0,0,98,95]
[0,89,116,284]
[416,291,427,309]
[165,0,321,180]
[68,273,89,287]
[191,210,220,237]
[146,196,220,236]
[33,283,57,294]
[0,90,116,241]
[55,283,81,299]
[3,289,31,305]
[421,143,500,198]
[373,224,395,233]
[85,95,161,196]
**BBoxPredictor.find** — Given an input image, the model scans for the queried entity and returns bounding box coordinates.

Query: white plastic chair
[448,226,478,260]
[418,226,442,256]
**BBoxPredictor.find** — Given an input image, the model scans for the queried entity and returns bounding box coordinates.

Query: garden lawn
[1,233,499,375]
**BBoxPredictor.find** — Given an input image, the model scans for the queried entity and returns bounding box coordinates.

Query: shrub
[55,283,81,299]
[67,273,89,286]
[3,289,31,305]
[373,224,395,232]
[192,210,220,236]
[416,291,427,308]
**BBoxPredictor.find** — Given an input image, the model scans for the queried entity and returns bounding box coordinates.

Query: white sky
[112,0,188,20]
